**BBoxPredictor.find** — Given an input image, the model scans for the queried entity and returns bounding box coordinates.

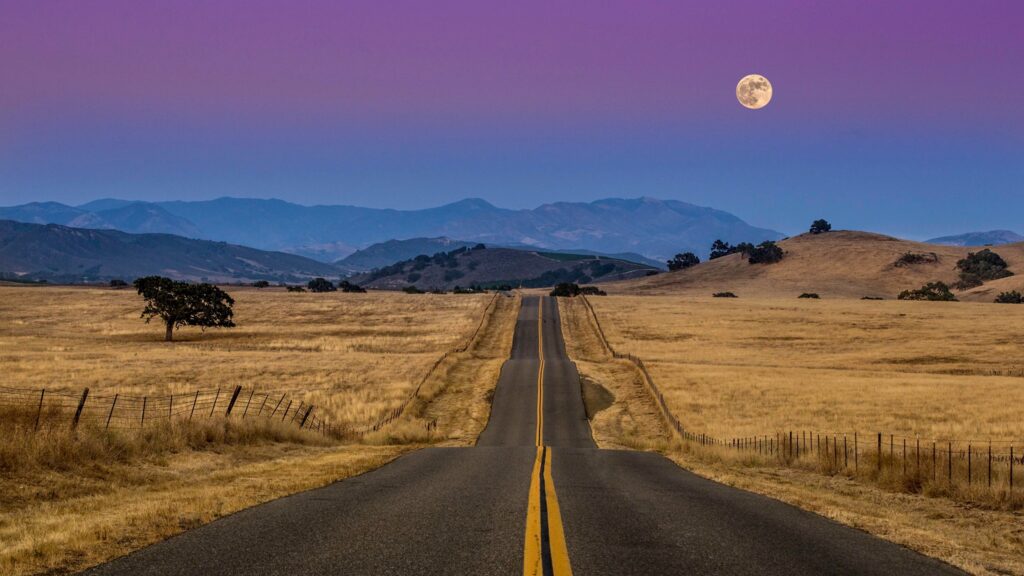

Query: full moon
[736,74,772,109]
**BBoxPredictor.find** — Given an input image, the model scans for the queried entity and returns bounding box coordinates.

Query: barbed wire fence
[578,295,1021,507]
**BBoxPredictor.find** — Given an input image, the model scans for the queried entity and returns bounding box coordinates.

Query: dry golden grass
[570,294,1024,575]
[0,285,493,428]
[0,285,509,575]
[588,295,1024,442]
[612,231,1024,301]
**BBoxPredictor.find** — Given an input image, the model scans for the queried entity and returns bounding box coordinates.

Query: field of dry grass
[0,285,512,575]
[564,294,1024,575]
[0,285,493,428]
[587,295,1024,442]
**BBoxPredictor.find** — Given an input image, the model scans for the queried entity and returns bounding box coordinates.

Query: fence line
[578,295,1021,506]
[0,384,341,438]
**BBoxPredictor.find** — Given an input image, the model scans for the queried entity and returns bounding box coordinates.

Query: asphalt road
[84,296,964,576]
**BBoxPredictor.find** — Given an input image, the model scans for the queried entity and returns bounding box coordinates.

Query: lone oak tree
[134,276,236,341]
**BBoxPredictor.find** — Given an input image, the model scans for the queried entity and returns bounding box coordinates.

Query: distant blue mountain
[0,196,783,262]
[926,230,1024,247]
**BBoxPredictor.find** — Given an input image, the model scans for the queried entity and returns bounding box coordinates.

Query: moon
[736,74,772,109]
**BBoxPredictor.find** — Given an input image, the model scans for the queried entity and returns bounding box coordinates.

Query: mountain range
[0,220,339,283]
[925,230,1024,247]
[0,197,783,261]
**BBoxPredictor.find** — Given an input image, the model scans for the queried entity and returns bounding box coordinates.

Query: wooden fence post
[34,389,45,431]
[281,400,292,421]
[987,443,992,489]
[209,387,221,417]
[242,387,256,418]
[169,394,174,419]
[190,390,199,420]
[72,388,90,428]
[291,402,305,423]
[932,442,936,483]
[877,433,882,472]
[141,397,147,428]
[225,385,242,416]
[257,394,269,417]
[948,441,952,485]
[854,433,858,472]
[270,395,285,417]
[1010,446,1014,498]
[968,444,972,486]
[299,405,314,428]
[902,438,906,476]
[106,393,118,430]
[844,435,848,470]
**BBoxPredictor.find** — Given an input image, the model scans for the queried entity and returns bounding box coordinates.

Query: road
[84,296,964,575]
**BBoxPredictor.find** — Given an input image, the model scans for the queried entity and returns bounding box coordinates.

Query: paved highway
[84,296,963,575]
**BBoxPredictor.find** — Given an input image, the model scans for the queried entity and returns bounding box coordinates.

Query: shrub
[307,278,336,292]
[550,282,581,297]
[252,280,270,288]
[402,286,425,294]
[645,270,660,276]
[338,280,366,293]
[861,296,884,300]
[798,293,820,299]
[954,249,1013,290]
[747,241,784,264]
[667,252,700,271]
[713,292,737,298]
[809,219,832,234]
[109,279,129,288]
[286,285,306,292]
[994,290,1023,304]
[580,286,607,296]
[898,281,957,301]
[894,252,939,267]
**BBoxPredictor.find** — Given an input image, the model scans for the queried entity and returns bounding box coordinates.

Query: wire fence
[579,295,1022,506]
[0,384,342,438]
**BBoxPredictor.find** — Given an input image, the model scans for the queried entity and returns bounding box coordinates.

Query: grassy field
[586,295,1024,442]
[563,294,1024,575]
[0,285,512,575]
[0,285,493,428]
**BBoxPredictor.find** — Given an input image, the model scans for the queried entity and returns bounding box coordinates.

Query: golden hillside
[611,230,1024,300]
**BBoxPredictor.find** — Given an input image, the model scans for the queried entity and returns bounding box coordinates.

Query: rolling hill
[349,246,657,290]
[610,230,1024,301]
[0,197,782,262]
[0,220,341,283]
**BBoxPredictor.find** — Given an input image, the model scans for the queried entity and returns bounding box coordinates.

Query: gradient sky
[1,0,1021,238]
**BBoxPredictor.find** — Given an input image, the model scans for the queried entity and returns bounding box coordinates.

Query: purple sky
[1,1,1021,237]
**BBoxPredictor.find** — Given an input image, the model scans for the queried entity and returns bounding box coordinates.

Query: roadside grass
[0,285,512,575]
[558,296,1024,576]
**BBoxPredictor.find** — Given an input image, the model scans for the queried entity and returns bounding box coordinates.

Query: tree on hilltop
[667,252,700,271]
[809,219,832,234]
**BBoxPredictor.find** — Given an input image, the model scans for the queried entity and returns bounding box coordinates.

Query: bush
[109,279,129,288]
[809,219,832,234]
[550,283,581,297]
[954,249,1013,289]
[338,280,366,293]
[580,286,607,296]
[898,281,957,301]
[798,293,820,299]
[747,241,784,264]
[667,252,700,271]
[713,292,737,298]
[894,252,939,267]
[252,280,270,288]
[307,278,336,292]
[286,285,306,292]
[861,296,884,300]
[709,240,734,260]
[402,286,425,294]
[994,290,1023,304]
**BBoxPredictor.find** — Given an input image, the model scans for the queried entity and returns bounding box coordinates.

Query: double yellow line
[524,299,573,576]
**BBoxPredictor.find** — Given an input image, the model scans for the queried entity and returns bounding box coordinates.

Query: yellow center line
[523,298,573,576]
